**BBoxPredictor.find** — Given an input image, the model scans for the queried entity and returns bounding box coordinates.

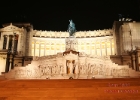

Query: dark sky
[0,0,140,31]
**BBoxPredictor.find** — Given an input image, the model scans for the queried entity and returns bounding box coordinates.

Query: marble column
[54,42,56,54]
[2,35,7,49]
[17,34,21,53]
[39,42,41,57]
[34,41,36,56]
[60,42,62,52]
[100,41,102,56]
[90,41,92,55]
[6,35,9,49]
[84,42,86,53]
[9,59,12,71]
[95,41,97,55]
[110,39,112,55]
[52,43,54,55]
[136,53,140,71]
[49,42,51,55]
[44,42,46,56]
[12,35,15,53]
[0,34,4,50]
[105,39,107,56]
[132,54,136,70]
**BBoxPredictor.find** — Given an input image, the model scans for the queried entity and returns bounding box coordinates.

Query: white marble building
[31,29,114,56]
[0,21,140,79]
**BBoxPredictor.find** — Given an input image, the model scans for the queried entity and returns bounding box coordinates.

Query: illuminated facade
[0,21,140,79]
[32,29,114,56]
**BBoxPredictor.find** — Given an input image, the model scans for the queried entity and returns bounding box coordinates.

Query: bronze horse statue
[68,20,76,36]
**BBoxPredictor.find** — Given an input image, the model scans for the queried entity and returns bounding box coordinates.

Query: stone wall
[110,55,122,65]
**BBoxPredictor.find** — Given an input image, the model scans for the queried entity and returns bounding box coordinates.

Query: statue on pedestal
[65,20,77,51]
[66,38,77,51]
[67,60,74,74]
[68,20,76,36]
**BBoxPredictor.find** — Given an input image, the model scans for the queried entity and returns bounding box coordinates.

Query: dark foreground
[0,78,140,100]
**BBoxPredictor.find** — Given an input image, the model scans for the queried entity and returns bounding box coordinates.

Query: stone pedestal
[65,36,78,51]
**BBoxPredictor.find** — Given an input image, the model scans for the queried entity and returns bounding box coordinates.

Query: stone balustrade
[33,29,113,38]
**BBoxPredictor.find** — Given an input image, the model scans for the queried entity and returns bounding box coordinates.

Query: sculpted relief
[4,53,134,79]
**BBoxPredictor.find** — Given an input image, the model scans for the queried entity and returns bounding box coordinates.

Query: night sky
[0,0,140,31]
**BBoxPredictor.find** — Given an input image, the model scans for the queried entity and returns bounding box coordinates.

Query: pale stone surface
[1,22,140,79]
[32,35,114,56]
[66,36,78,51]
[4,52,140,79]
[0,24,25,55]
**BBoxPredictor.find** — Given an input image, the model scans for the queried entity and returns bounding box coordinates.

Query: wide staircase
[0,78,140,100]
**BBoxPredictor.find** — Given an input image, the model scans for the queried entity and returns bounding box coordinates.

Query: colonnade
[32,37,114,56]
[32,40,65,56]
[77,38,114,56]
[1,34,20,54]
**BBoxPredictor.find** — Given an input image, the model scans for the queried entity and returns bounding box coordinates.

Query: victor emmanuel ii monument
[2,20,140,79]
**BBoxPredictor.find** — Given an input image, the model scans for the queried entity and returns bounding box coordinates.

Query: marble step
[129,68,140,78]
[0,75,5,79]
[0,79,140,100]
